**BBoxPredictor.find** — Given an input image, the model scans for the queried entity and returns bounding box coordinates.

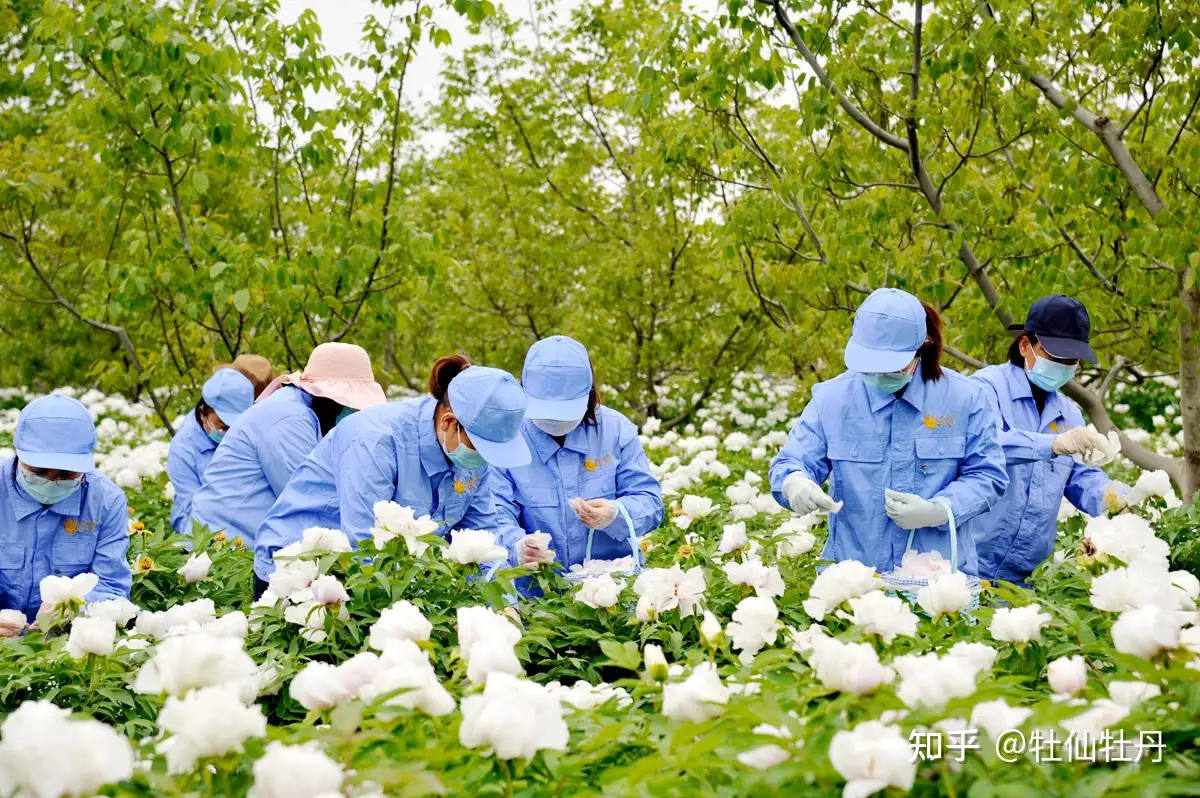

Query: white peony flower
[829,721,915,798]
[368,600,432,651]
[156,685,266,773]
[737,723,793,769]
[1089,561,1181,612]
[39,572,99,608]
[1125,469,1179,508]
[1111,605,1184,659]
[575,574,623,609]
[67,617,116,659]
[700,610,724,648]
[672,495,716,530]
[1108,680,1161,708]
[283,601,346,644]
[1047,655,1088,696]
[969,698,1032,739]
[0,701,134,797]
[724,431,751,452]
[893,651,985,711]
[134,598,217,639]
[725,482,757,505]
[840,591,918,644]
[806,635,894,696]
[85,598,139,626]
[445,529,507,565]
[722,560,786,599]
[177,552,212,584]
[633,565,706,621]
[457,606,523,684]
[644,643,669,681]
[718,522,748,554]
[115,467,140,488]
[989,604,1052,644]
[266,560,319,602]
[776,517,817,557]
[309,575,349,606]
[916,571,972,617]
[371,501,439,555]
[662,662,729,723]
[802,560,881,620]
[1060,699,1129,739]
[248,741,344,798]
[290,662,355,711]
[299,526,352,553]
[133,633,258,698]
[545,680,632,711]
[1171,570,1200,607]
[357,640,456,717]
[946,641,998,672]
[1082,514,1170,570]
[458,672,568,761]
[726,596,779,664]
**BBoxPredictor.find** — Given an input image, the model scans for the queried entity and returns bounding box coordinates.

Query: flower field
[1,377,1199,797]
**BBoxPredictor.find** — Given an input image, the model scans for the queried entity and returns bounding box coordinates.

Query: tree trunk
[1180,266,1200,499]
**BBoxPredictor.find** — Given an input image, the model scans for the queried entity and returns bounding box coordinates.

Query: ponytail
[920,302,944,381]
[428,354,471,403]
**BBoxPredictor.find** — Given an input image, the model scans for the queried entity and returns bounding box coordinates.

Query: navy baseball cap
[447,366,531,468]
[15,395,97,473]
[1010,295,1097,364]
[522,336,593,421]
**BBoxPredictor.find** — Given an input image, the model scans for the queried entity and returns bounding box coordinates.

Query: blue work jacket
[166,412,217,534]
[769,365,1008,575]
[0,458,131,621]
[254,396,496,580]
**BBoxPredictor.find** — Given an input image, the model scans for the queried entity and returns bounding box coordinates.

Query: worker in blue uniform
[769,289,1008,575]
[493,336,663,572]
[254,355,531,595]
[972,295,1129,584]
[0,395,131,632]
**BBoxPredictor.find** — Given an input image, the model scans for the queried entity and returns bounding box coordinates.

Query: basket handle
[902,497,957,574]
[583,500,643,566]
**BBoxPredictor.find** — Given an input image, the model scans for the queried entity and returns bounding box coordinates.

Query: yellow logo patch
[453,476,480,494]
[1049,421,1065,432]
[584,453,614,472]
[923,414,957,429]
[64,519,98,535]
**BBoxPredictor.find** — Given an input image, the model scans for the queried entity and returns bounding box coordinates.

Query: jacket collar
[864,362,927,413]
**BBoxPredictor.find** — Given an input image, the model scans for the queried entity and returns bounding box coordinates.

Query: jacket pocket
[914,435,967,485]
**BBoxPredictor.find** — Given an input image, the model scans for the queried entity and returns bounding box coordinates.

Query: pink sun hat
[256,343,386,409]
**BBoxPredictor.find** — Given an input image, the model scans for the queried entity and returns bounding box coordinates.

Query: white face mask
[533,418,581,437]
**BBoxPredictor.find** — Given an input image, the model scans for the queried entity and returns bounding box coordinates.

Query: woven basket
[878,499,982,615]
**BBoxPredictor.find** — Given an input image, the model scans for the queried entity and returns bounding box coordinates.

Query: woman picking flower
[493,336,664,575]
[253,356,531,596]
[189,343,386,549]
[971,295,1129,585]
[768,288,1008,575]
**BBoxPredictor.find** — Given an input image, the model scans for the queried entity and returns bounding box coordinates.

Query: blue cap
[844,288,927,373]
[522,336,593,421]
[1010,295,1097,364]
[202,369,255,426]
[15,395,97,473]
[448,366,532,468]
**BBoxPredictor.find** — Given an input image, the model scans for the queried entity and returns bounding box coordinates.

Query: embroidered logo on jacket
[453,476,480,494]
[923,414,957,429]
[64,519,98,535]
[584,453,615,472]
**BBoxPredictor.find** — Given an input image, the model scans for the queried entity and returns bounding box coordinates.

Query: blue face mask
[1027,355,1077,392]
[208,428,225,445]
[440,424,487,470]
[863,370,914,395]
[336,407,356,425]
[17,468,83,506]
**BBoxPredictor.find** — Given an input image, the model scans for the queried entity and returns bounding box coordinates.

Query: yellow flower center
[136,556,154,573]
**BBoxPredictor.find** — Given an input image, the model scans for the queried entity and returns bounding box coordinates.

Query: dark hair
[1008,332,1035,367]
[429,354,471,404]
[582,367,601,428]
[919,302,944,381]
[194,400,212,426]
[311,396,343,437]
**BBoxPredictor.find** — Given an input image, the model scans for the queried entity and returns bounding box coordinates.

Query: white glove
[570,497,618,530]
[885,489,950,530]
[1051,427,1110,458]
[782,473,842,515]
[517,533,556,566]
